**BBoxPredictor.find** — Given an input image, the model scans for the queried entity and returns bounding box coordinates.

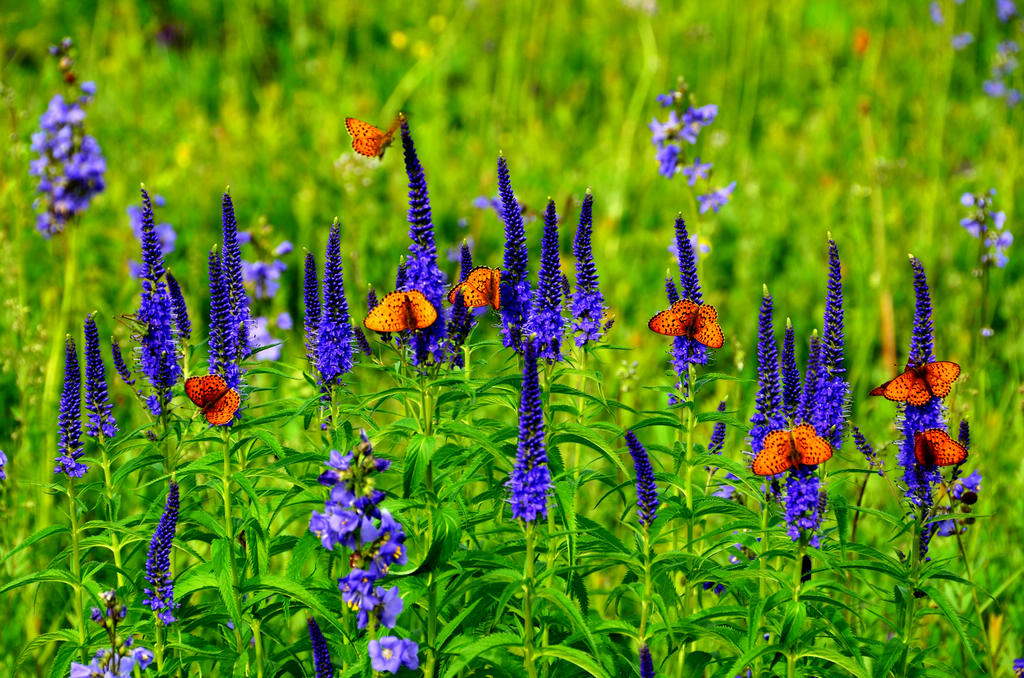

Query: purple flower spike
[708,400,727,455]
[143,482,179,625]
[785,468,825,547]
[507,338,550,522]
[317,220,354,391]
[797,331,820,424]
[220,193,251,357]
[572,191,607,347]
[497,155,532,353]
[400,119,447,364]
[83,313,117,439]
[111,339,134,386]
[668,217,708,400]
[750,286,786,454]
[303,251,321,366]
[55,336,86,477]
[529,199,564,361]
[781,320,801,423]
[640,644,655,678]
[447,241,475,366]
[625,431,659,526]
[208,249,241,391]
[307,617,333,678]
[811,239,848,449]
[165,273,191,340]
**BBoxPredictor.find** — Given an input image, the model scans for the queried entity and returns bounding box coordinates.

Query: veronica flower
[400,120,447,364]
[498,156,532,353]
[83,314,117,438]
[697,182,736,214]
[0,450,6,481]
[29,73,106,238]
[781,320,801,423]
[307,618,333,678]
[952,33,973,50]
[507,338,551,522]
[220,193,251,357]
[929,1,943,24]
[354,326,373,356]
[242,260,287,299]
[447,242,475,366]
[71,591,154,677]
[127,197,176,278]
[639,644,655,678]
[135,188,181,410]
[165,273,191,341]
[796,331,820,424]
[303,251,320,366]
[249,316,281,361]
[708,400,727,455]
[208,249,242,391]
[55,336,86,477]
[668,217,708,399]
[656,144,681,177]
[316,220,354,391]
[851,425,881,475]
[143,482,179,625]
[625,431,659,526]
[528,200,564,361]
[784,470,825,547]
[571,191,607,346]
[1014,658,1024,677]
[111,340,134,386]
[811,239,848,448]
[998,0,1017,22]
[750,287,786,455]
[898,256,946,505]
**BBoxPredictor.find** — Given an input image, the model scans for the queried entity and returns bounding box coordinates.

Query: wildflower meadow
[2,2,1023,676]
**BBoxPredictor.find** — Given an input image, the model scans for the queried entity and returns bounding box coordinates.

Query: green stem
[221,428,245,652]
[901,513,922,677]
[68,478,87,663]
[97,436,124,587]
[677,363,698,673]
[252,618,265,678]
[787,542,807,678]
[522,523,539,678]
[154,623,165,673]
[639,527,652,641]
[420,373,439,678]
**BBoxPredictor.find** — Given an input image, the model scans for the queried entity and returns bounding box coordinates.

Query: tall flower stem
[252,618,265,678]
[952,528,997,675]
[67,477,87,662]
[221,428,244,652]
[639,526,653,641]
[96,437,124,586]
[154,623,165,671]
[787,542,807,678]
[900,513,922,677]
[418,371,439,678]
[677,362,698,673]
[522,522,539,678]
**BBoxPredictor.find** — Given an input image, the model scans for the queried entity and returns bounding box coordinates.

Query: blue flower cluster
[143,482,179,625]
[625,431,659,527]
[83,314,117,439]
[307,221,354,395]
[128,195,176,279]
[56,336,86,478]
[498,156,532,353]
[308,433,418,673]
[29,56,106,238]
[240,232,292,361]
[206,193,251,394]
[960,190,1012,269]
[71,591,154,677]
[306,617,334,678]
[667,217,709,401]
[507,339,552,522]
[571,191,608,347]
[0,449,7,481]
[527,200,565,361]
[650,83,735,213]
[982,41,1021,106]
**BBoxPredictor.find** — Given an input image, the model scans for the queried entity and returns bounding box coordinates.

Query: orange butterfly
[647,299,724,349]
[914,428,968,467]
[185,374,240,426]
[363,290,438,332]
[448,266,501,310]
[869,361,961,407]
[345,114,404,159]
[751,424,834,476]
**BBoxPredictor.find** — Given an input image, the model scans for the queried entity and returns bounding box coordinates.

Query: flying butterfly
[363,290,439,333]
[914,428,968,467]
[345,113,405,159]
[869,361,961,406]
[648,299,724,349]
[751,424,834,476]
[185,374,240,426]
[448,266,501,310]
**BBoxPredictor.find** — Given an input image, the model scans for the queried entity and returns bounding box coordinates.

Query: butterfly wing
[694,304,724,349]
[923,361,961,398]
[648,308,686,336]
[873,369,931,406]
[752,429,795,476]
[447,267,493,308]
[346,118,386,158]
[915,428,967,466]
[185,374,229,408]
[364,291,410,332]
[792,423,834,466]
[205,388,240,426]
[405,290,439,329]
[490,268,501,309]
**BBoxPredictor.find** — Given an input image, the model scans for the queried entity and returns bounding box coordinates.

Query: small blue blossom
[682,157,712,185]
[929,1,943,24]
[952,33,973,50]
[697,182,736,214]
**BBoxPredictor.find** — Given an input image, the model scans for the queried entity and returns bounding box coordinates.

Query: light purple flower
[929,1,943,24]
[681,157,712,186]
[952,33,973,50]
[697,182,736,214]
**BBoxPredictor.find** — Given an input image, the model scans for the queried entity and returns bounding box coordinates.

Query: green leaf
[0,525,66,567]
[440,632,520,678]
[536,644,613,678]
[0,568,77,594]
[212,539,242,627]
[801,648,870,678]
[404,433,435,498]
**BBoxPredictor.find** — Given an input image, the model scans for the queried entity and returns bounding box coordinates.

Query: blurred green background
[1,0,1022,673]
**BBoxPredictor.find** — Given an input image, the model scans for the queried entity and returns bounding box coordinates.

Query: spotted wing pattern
[752,429,795,476]
[792,423,833,466]
[870,369,930,406]
[205,389,240,426]
[364,290,438,332]
[345,118,386,157]
[914,428,968,467]
[448,267,500,309]
[923,361,961,398]
[185,374,229,408]
[694,304,725,349]
[648,299,698,336]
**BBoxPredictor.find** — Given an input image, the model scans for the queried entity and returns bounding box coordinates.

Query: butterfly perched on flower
[914,428,968,467]
[869,361,961,406]
[345,114,405,159]
[447,266,500,310]
[648,299,724,348]
[751,424,833,476]
[363,290,438,333]
[185,374,240,426]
